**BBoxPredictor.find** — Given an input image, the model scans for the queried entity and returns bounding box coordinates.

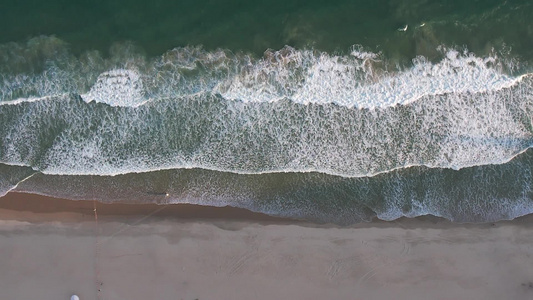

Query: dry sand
[1,192,533,300]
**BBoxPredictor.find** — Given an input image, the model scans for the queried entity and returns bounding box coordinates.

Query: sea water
[0,0,532,224]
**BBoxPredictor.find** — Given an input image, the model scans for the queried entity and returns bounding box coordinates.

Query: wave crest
[0,76,532,177]
[0,37,524,109]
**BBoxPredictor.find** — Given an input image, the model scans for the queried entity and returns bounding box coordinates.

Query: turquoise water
[0,0,532,224]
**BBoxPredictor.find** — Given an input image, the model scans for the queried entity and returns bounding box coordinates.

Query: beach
[1,192,532,300]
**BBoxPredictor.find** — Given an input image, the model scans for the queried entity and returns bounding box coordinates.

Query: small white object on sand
[71,295,80,300]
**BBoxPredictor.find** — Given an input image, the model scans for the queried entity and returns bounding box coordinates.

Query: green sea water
[1,0,532,62]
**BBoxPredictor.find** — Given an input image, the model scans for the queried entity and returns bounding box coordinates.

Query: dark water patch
[0,0,532,63]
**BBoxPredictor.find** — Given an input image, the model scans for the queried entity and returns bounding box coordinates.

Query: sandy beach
[1,192,533,300]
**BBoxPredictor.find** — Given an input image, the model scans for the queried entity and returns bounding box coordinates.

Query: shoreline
[0,191,291,223]
[2,190,533,229]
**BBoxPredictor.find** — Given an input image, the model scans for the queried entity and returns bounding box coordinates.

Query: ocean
[0,0,532,224]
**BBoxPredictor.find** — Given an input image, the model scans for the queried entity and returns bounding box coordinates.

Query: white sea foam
[0,38,524,110]
[0,95,60,106]
[213,47,522,108]
[2,38,533,225]
[1,38,532,178]
[4,75,529,178]
[291,50,521,108]
[81,69,146,107]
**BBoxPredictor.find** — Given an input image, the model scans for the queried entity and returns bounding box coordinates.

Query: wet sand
[1,192,533,300]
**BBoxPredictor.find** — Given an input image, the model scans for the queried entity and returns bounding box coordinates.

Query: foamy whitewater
[0,37,532,224]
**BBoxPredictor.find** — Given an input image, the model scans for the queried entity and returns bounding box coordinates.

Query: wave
[1,38,530,179]
[4,148,533,224]
[0,36,524,108]
[0,72,532,177]
[1,37,532,224]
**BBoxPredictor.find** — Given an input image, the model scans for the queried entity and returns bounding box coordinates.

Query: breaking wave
[0,37,532,224]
